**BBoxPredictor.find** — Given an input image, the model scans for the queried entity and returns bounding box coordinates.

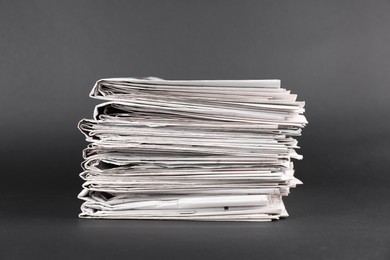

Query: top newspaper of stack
[89,77,306,125]
[78,77,307,220]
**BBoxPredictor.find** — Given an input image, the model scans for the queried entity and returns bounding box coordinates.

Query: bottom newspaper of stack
[78,78,307,221]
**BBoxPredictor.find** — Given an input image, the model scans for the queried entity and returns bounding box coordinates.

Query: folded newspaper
[78,77,307,221]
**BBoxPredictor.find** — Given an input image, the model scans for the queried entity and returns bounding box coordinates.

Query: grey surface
[1,0,389,259]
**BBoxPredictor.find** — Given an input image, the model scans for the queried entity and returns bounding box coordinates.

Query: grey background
[1,0,389,259]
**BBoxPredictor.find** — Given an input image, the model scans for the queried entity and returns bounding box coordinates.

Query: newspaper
[78,77,307,221]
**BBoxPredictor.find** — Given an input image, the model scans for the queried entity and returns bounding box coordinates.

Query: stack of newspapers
[78,77,307,221]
